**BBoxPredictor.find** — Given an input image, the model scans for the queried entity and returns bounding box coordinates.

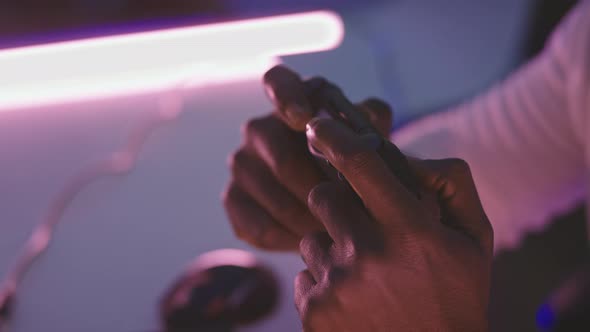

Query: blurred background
[0,0,586,331]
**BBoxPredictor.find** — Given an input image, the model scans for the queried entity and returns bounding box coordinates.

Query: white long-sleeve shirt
[394,1,590,251]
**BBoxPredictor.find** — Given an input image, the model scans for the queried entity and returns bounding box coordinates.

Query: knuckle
[299,231,328,254]
[339,148,376,177]
[264,190,310,228]
[294,271,308,294]
[345,239,362,260]
[227,149,249,175]
[299,233,317,253]
[306,185,323,209]
[295,270,315,296]
[362,97,392,116]
[295,270,313,291]
[228,215,250,243]
[242,115,283,140]
[221,183,238,209]
[222,185,262,245]
[228,216,255,244]
[269,149,297,179]
[242,117,267,138]
[222,185,295,251]
[243,117,304,180]
[237,224,269,249]
[270,158,295,180]
[307,182,337,211]
[232,225,251,243]
[257,226,295,251]
[447,158,472,176]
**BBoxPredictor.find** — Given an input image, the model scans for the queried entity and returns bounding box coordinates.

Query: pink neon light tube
[0,11,344,110]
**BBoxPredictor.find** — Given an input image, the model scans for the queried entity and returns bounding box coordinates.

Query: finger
[306,118,421,229]
[307,182,381,252]
[229,148,321,236]
[222,183,300,251]
[300,232,333,282]
[243,115,325,203]
[357,98,393,137]
[294,269,316,318]
[263,65,314,131]
[411,158,493,254]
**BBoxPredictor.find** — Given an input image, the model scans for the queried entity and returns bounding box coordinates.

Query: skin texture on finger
[229,148,320,236]
[307,182,383,254]
[410,158,494,255]
[292,157,493,332]
[294,269,317,318]
[357,98,393,137]
[306,118,422,230]
[244,114,325,203]
[263,65,314,131]
[222,184,299,251]
[299,232,333,282]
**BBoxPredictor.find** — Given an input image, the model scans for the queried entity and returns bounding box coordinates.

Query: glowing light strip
[0,11,344,110]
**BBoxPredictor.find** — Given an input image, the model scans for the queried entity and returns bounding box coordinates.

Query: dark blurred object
[159,249,279,332]
[488,3,588,331]
[0,0,227,47]
[489,207,589,332]
[523,0,578,59]
[536,263,590,331]
[0,291,13,329]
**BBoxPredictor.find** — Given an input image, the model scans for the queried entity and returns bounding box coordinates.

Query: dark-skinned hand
[295,117,494,332]
[223,66,392,250]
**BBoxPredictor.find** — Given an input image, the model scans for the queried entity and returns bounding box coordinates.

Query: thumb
[410,158,494,255]
[357,98,393,137]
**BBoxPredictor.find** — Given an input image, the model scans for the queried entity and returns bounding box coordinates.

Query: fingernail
[284,103,310,124]
[305,117,321,134]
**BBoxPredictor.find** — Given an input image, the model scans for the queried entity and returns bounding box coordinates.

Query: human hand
[295,118,494,331]
[222,66,393,251]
